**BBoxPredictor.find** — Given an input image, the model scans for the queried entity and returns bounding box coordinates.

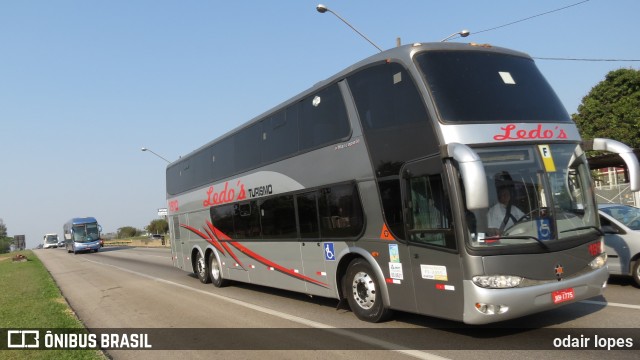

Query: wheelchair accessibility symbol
[324,242,336,261]
[537,219,552,241]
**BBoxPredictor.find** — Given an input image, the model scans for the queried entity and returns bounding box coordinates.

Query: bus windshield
[73,223,100,243]
[415,50,571,123]
[45,235,58,244]
[465,144,598,250]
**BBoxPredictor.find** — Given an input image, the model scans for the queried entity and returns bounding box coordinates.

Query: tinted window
[167,83,351,196]
[318,184,364,238]
[234,123,262,173]
[297,192,320,239]
[211,137,235,182]
[348,62,435,240]
[299,83,350,151]
[262,108,299,163]
[349,62,435,177]
[210,204,235,239]
[233,201,260,239]
[416,51,571,122]
[260,195,297,240]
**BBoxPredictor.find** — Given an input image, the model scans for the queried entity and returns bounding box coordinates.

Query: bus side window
[210,204,236,239]
[407,174,455,249]
[317,183,364,238]
[297,191,320,239]
[233,201,260,239]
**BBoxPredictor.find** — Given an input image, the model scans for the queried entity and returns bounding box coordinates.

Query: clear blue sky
[1,1,638,249]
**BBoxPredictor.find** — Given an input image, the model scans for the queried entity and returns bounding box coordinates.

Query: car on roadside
[598,203,640,287]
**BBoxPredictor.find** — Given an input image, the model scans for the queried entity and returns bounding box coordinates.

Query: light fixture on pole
[141,147,171,164]
[440,29,470,42]
[316,4,383,53]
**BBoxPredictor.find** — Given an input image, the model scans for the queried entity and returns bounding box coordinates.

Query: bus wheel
[345,258,392,322]
[209,254,228,288]
[195,252,211,284]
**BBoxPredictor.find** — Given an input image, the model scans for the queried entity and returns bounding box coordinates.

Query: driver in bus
[487,185,525,236]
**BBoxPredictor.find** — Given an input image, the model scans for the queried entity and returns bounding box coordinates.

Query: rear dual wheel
[209,254,228,288]
[195,252,211,284]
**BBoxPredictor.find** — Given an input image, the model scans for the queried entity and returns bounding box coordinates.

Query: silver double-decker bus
[166,42,639,324]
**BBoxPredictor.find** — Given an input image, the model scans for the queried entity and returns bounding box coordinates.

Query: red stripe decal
[181,222,329,288]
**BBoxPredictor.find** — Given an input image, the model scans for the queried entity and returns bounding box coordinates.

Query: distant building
[13,235,26,251]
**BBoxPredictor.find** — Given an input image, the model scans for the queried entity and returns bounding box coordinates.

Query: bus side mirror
[444,143,489,210]
[585,138,640,191]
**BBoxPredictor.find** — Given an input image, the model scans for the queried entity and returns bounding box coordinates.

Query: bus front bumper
[461,266,608,325]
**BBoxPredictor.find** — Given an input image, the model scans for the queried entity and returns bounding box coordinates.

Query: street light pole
[440,29,471,42]
[141,147,171,164]
[316,4,383,53]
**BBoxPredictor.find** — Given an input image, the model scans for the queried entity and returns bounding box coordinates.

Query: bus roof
[68,217,98,225]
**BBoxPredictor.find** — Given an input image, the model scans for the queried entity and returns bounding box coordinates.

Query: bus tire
[345,258,392,322]
[195,252,211,284]
[209,253,228,288]
[632,261,640,287]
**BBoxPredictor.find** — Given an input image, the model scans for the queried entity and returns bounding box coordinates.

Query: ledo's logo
[493,124,568,141]
[203,180,247,207]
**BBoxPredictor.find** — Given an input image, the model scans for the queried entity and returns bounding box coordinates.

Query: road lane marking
[82,257,450,360]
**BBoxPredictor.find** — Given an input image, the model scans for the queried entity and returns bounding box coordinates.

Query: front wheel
[195,252,211,284]
[344,258,392,322]
[209,253,228,288]
[632,261,640,288]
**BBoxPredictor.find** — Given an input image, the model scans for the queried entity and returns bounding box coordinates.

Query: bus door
[297,191,334,297]
[170,215,186,270]
[402,157,464,320]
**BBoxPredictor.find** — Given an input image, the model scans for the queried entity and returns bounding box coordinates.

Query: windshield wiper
[496,235,550,251]
[560,226,604,236]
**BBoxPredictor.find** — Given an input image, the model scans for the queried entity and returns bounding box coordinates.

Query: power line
[468,1,640,62]
[473,0,591,35]
[533,57,640,62]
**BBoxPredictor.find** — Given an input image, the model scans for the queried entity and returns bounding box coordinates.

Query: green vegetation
[573,68,640,148]
[0,237,12,254]
[0,251,104,359]
[146,219,168,236]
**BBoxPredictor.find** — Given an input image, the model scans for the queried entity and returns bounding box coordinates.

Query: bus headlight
[472,275,522,288]
[589,253,607,270]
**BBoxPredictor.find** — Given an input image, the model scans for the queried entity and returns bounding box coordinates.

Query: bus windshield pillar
[444,143,489,210]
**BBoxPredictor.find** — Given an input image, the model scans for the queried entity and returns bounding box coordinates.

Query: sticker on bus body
[389,244,400,263]
[420,264,448,281]
[324,243,335,261]
[389,262,403,280]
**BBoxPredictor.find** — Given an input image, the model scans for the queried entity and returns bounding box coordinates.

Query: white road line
[82,257,450,360]
[580,299,640,310]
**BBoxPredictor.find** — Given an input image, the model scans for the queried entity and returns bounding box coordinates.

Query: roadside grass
[0,251,104,360]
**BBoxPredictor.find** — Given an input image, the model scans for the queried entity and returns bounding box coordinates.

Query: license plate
[552,288,575,304]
